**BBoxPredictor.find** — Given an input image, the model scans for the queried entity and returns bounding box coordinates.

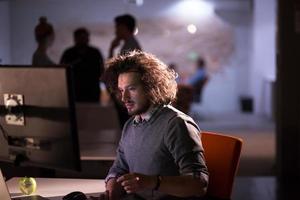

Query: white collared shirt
[133,105,160,124]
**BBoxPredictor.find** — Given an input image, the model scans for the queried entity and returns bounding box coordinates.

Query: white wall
[251,0,276,116]
[0,1,11,64]
[199,25,252,114]
[199,6,252,114]
[9,0,254,114]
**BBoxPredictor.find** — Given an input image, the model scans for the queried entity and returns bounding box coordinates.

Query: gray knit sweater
[107,105,208,200]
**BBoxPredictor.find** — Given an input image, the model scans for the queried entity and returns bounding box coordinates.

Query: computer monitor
[0,65,81,172]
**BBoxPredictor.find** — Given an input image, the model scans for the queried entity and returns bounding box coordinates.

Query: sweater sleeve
[106,138,129,181]
[164,116,209,178]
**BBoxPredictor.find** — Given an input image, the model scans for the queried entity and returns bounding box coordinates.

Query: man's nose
[121,90,129,102]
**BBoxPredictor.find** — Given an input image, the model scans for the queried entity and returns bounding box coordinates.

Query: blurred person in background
[109,14,142,58]
[32,17,55,65]
[186,57,209,103]
[60,28,104,102]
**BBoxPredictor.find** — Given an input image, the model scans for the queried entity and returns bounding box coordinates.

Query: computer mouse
[62,191,88,200]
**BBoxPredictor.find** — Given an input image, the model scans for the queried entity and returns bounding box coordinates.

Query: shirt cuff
[182,171,208,180]
[105,173,119,184]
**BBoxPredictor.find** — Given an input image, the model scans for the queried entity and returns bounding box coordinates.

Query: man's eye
[128,87,136,91]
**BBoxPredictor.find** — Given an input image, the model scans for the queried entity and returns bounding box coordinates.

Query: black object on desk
[12,195,49,200]
[63,191,87,200]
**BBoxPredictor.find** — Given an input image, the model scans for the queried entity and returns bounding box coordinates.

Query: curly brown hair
[102,51,177,105]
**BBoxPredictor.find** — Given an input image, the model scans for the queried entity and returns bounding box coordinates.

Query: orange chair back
[201,131,243,200]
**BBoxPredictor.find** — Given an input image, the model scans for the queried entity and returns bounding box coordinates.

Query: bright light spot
[187,24,197,34]
[167,0,214,22]
[136,0,143,6]
[125,0,143,6]
[134,28,139,35]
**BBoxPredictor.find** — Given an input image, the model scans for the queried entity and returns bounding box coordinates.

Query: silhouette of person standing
[109,14,142,58]
[32,17,55,65]
[187,57,209,103]
[60,28,104,102]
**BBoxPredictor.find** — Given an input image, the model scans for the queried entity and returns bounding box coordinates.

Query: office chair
[174,84,194,114]
[201,131,243,200]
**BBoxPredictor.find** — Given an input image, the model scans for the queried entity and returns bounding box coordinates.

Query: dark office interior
[0,0,300,199]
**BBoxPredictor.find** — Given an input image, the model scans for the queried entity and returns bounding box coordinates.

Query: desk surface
[7,178,105,200]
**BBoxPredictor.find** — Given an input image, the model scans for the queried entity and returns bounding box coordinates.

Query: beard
[126,100,151,116]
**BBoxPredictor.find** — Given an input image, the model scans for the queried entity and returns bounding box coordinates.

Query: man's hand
[110,38,121,50]
[108,38,121,58]
[99,178,124,200]
[117,173,156,194]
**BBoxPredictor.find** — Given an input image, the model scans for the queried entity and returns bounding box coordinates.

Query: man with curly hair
[101,51,208,200]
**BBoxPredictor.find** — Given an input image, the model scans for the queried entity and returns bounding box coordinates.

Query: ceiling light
[187,24,197,34]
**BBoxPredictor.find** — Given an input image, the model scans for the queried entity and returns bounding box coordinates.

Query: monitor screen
[0,65,81,171]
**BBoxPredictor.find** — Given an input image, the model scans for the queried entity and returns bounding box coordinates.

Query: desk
[7,178,105,200]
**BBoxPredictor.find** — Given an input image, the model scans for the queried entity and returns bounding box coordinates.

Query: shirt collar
[133,105,160,124]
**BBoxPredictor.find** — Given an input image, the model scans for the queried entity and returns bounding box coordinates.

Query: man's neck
[134,104,162,124]
[37,44,48,53]
[123,33,134,41]
[139,105,154,120]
